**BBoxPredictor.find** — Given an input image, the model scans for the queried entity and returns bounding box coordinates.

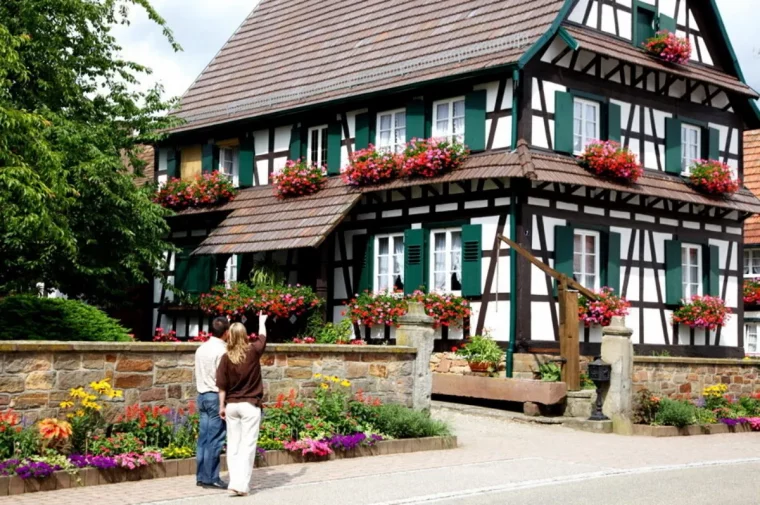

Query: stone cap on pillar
[398,302,435,327]
[602,316,633,338]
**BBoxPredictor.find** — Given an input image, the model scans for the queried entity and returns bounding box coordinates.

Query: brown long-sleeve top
[215,335,267,406]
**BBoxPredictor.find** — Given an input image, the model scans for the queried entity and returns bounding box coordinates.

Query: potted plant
[271,159,326,198]
[578,287,631,327]
[687,159,740,195]
[671,295,731,330]
[642,30,691,64]
[454,334,502,372]
[153,171,236,211]
[342,146,401,186]
[578,141,643,183]
[401,138,469,179]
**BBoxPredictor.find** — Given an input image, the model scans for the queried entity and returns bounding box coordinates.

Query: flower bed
[744,279,760,305]
[153,171,236,211]
[342,146,401,186]
[671,295,731,330]
[578,287,631,327]
[642,30,691,64]
[687,159,740,195]
[271,159,326,198]
[578,141,643,183]
[344,291,470,329]
[401,138,469,179]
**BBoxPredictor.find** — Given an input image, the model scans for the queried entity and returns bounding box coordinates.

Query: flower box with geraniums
[671,295,731,330]
[409,290,471,330]
[271,159,326,198]
[453,334,502,373]
[743,279,760,305]
[642,30,691,64]
[579,140,643,183]
[687,159,740,196]
[153,171,236,211]
[344,291,408,328]
[401,138,469,179]
[199,282,322,321]
[578,287,631,327]
[342,146,401,187]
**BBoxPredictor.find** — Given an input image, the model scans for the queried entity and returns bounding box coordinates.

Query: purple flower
[0,459,20,476]
[719,417,749,427]
[693,397,706,408]
[15,461,60,480]
[67,454,118,470]
[323,433,383,451]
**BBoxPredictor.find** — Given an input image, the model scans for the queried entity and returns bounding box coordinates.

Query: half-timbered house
[152,0,760,358]
[743,130,760,356]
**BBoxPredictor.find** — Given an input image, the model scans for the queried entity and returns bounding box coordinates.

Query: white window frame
[573,229,601,290]
[373,234,404,293]
[432,97,466,143]
[681,243,703,298]
[429,228,463,294]
[745,249,760,279]
[376,109,407,153]
[572,97,600,155]
[745,323,759,354]
[218,147,239,187]
[224,255,238,288]
[681,123,702,174]
[307,125,329,167]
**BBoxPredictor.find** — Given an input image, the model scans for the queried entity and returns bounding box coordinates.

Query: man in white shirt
[195,316,230,489]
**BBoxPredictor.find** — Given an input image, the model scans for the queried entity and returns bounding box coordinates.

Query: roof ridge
[516,139,537,180]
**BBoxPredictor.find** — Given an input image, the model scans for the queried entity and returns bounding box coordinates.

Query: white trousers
[226,402,262,494]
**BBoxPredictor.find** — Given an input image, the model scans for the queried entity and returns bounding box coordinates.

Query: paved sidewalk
[2,402,759,504]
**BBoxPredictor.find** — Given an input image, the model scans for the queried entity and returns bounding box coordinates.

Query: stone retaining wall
[0,342,417,424]
[632,356,760,399]
[429,352,591,379]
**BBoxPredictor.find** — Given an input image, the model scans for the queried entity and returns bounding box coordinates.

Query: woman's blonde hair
[226,322,250,365]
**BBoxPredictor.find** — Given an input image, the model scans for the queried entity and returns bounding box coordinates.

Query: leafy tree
[0,0,183,306]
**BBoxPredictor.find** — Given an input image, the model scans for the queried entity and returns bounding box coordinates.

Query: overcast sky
[113,0,760,102]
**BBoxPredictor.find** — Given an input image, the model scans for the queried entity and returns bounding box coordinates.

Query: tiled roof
[744,130,760,244]
[563,25,759,98]
[172,0,565,132]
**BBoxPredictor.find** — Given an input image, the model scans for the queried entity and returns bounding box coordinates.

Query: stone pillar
[395,302,436,411]
[601,316,634,435]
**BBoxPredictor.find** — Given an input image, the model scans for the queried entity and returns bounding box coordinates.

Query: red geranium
[408,290,471,329]
[401,138,469,179]
[744,280,760,305]
[580,140,643,183]
[344,291,408,327]
[153,171,236,211]
[271,159,326,198]
[643,30,691,64]
[199,283,322,319]
[672,295,731,330]
[343,145,401,186]
[578,287,631,327]
[153,327,179,342]
[687,159,740,195]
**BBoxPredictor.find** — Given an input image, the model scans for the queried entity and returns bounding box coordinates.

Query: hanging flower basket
[153,171,236,211]
[401,138,469,179]
[744,280,760,305]
[642,30,691,64]
[578,287,631,327]
[342,146,401,186]
[671,295,731,330]
[271,159,326,199]
[579,141,643,183]
[687,159,740,195]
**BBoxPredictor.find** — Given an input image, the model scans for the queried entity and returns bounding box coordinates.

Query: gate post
[601,315,634,435]
[396,302,436,411]
[558,284,580,391]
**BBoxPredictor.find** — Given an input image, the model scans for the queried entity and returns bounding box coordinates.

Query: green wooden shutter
[166,149,178,178]
[461,224,482,297]
[464,90,487,152]
[554,225,574,294]
[703,244,720,297]
[201,144,216,173]
[665,117,682,174]
[355,113,371,150]
[554,91,574,154]
[605,232,622,293]
[606,102,622,143]
[190,255,216,294]
[634,4,656,46]
[238,135,255,187]
[404,228,426,295]
[289,126,302,161]
[355,235,374,294]
[707,127,720,160]
[327,122,342,175]
[658,14,676,33]
[173,248,191,292]
[665,240,683,305]
[237,254,253,283]
[406,100,425,142]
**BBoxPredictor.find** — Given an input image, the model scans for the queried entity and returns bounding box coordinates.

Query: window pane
[395,113,406,128]
[380,114,392,130]
[434,233,446,252]
[435,120,448,137]
[585,104,596,121]
[453,117,465,136]
[451,231,462,251]
[378,237,389,256]
[574,253,582,273]
[585,255,595,275]
[395,128,406,150]
[321,128,328,165]
[436,103,449,121]
[378,256,389,276]
[585,119,595,142]
[585,275,595,288]
[378,276,388,291]
[574,101,582,119]
[453,100,465,118]
[434,273,446,291]
[310,129,319,164]
[434,252,445,273]
[689,248,698,264]
[573,234,582,254]
[585,235,595,254]
[379,130,391,147]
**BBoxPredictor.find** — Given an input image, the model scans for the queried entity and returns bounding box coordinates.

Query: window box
[686,159,740,195]
[578,287,631,327]
[743,280,760,306]
[342,147,401,187]
[579,140,643,183]
[401,138,468,179]
[642,30,691,65]
[271,160,326,198]
[153,172,236,211]
[671,295,731,331]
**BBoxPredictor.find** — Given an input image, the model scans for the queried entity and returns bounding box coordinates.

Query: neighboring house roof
[172,0,566,132]
[562,25,758,98]
[744,130,760,243]
[124,145,155,186]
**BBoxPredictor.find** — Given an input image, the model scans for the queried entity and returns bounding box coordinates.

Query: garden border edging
[0,436,457,496]
[632,424,753,437]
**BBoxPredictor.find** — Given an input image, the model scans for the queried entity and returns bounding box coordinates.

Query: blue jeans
[196,392,226,484]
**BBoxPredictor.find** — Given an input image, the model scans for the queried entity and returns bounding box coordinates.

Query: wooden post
[558,280,580,391]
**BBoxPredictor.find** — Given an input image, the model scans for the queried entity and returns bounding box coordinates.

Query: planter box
[4,436,456,496]
[433,373,567,405]
[632,423,754,437]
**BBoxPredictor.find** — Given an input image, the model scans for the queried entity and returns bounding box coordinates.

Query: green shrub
[694,407,717,425]
[0,295,131,341]
[654,399,695,428]
[372,405,451,439]
[538,362,561,382]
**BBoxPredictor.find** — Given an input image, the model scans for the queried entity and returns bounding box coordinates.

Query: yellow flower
[320,383,329,390]
[66,413,74,419]
[340,380,351,387]
[113,390,123,399]
[314,373,322,379]
[75,410,85,417]
[331,376,340,383]
[69,387,86,399]
[59,401,74,409]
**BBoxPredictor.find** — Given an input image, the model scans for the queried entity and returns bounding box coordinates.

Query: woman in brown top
[216,320,267,496]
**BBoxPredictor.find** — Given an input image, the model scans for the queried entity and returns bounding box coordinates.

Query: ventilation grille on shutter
[407,245,422,265]
[463,241,480,262]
